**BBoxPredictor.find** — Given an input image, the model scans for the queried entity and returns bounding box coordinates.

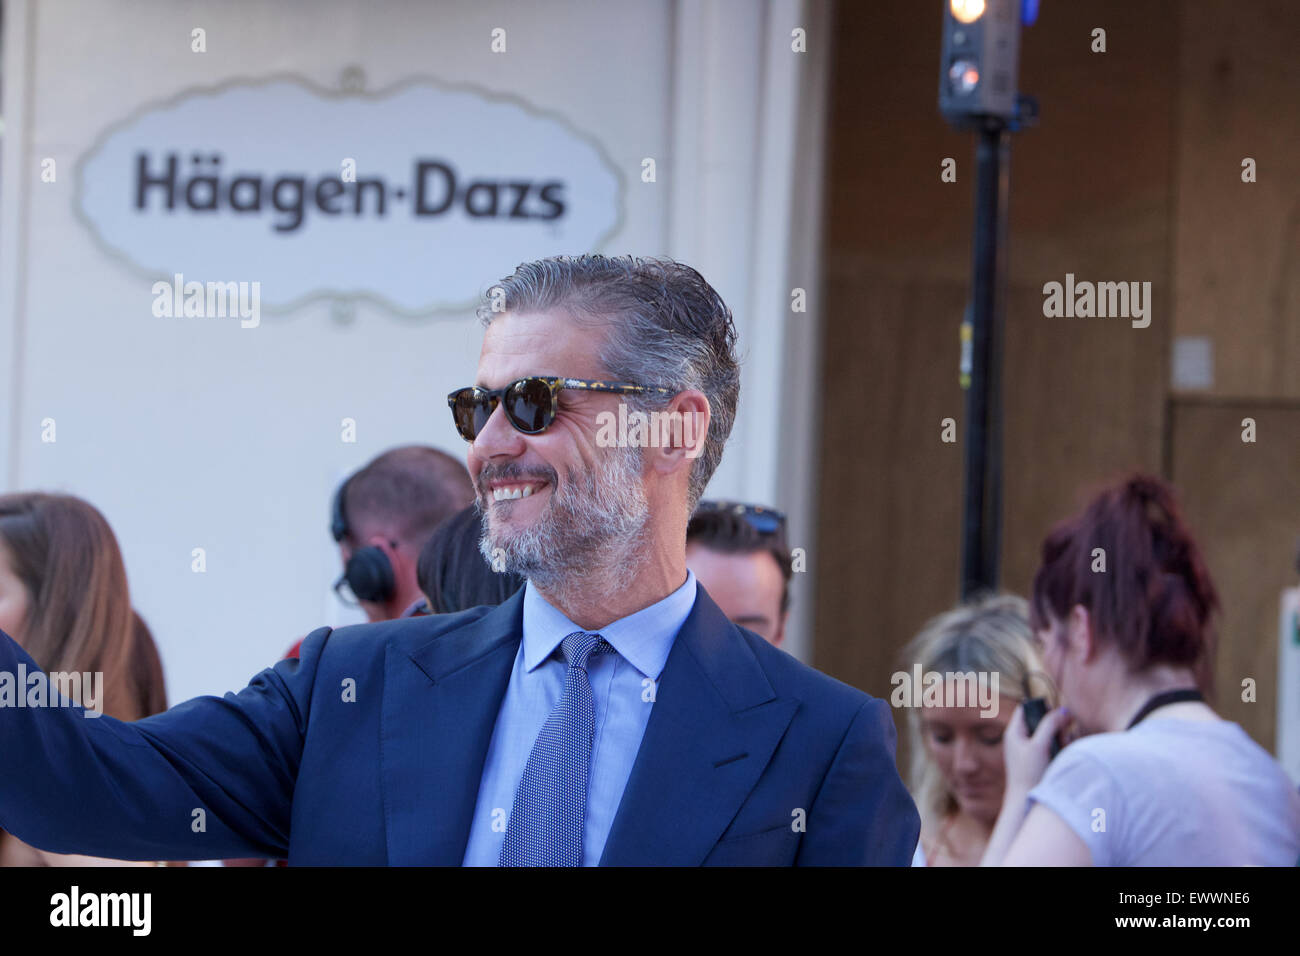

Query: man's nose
[470,400,527,461]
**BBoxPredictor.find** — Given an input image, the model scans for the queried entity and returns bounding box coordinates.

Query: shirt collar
[399,597,429,618]
[521,570,698,679]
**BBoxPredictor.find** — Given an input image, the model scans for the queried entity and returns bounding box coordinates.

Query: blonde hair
[898,593,1050,835]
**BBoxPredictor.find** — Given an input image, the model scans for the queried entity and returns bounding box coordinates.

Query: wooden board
[1170,401,1300,751]
[1172,0,1300,400]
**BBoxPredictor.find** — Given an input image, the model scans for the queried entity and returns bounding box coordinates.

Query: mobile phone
[1022,697,1062,758]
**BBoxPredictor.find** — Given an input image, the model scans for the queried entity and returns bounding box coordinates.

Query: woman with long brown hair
[0,492,170,866]
[982,474,1300,865]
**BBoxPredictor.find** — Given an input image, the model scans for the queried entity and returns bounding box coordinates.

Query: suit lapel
[381,590,525,865]
[599,589,798,866]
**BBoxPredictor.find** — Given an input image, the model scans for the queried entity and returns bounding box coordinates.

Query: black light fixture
[939,0,1028,125]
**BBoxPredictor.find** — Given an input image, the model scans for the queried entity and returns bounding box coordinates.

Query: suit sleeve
[795,696,921,865]
[0,624,333,861]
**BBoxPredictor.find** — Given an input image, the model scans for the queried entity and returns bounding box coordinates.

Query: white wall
[1,0,825,701]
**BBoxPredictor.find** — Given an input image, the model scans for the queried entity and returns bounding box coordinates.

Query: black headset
[331,475,396,605]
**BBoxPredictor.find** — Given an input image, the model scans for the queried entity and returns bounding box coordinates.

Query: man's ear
[384,536,413,572]
[646,390,710,480]
[773,610,790,649]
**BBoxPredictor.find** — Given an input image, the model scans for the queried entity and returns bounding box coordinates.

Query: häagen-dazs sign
[75,76,624,315]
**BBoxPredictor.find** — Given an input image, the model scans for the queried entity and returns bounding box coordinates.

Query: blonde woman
[900,594,1050,866]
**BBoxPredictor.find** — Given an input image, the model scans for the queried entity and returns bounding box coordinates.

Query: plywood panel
[816,0,1299,785]
[825,0,1180,285]
[1000,282,1167,598]
[1172,0,1300,399]
[813,274,966,700]
[1171,402,1300,751]
[817,0,1176,711]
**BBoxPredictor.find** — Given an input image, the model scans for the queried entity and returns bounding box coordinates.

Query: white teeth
[492,484,541,501]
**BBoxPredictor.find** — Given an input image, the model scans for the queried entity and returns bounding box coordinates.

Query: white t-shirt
[1028,717,1300,866]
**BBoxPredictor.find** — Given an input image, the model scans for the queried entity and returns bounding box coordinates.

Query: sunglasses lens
[505,378,555,433]
[451,389,490,440]
[748,513,783,535]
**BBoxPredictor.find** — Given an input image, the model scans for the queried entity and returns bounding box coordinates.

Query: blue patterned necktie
[498,631,612,867]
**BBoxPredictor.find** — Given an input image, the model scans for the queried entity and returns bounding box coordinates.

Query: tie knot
[560,631,610,671]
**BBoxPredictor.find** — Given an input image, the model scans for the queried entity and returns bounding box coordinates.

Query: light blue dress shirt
[461,570,698,866]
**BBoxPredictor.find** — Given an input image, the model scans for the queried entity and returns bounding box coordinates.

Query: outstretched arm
[0,625,332,861]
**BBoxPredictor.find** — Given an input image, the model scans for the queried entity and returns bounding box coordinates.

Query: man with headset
[288,446,473,658]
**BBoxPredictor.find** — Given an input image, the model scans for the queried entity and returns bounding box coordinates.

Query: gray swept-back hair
[477,255,740,511]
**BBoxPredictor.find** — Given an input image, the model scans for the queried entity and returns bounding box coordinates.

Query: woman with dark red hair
[981,474,1300,865]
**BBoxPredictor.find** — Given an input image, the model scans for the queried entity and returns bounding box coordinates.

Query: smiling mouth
[490,481,548,502]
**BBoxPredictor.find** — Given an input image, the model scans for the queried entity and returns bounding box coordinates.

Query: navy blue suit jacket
[0,586,919,865]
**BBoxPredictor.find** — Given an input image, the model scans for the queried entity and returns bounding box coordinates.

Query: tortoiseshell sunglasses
[447,376,675,441]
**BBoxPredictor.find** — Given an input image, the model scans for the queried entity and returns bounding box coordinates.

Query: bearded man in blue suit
[0,255,919,866]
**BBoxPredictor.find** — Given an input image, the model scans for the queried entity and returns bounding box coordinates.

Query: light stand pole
[959,118,1011,599]
[939,0,1037,599]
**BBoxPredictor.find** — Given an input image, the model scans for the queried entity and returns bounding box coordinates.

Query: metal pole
[960,119,1011,600]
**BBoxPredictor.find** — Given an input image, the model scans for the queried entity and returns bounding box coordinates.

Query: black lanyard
[1126,688,1204,730]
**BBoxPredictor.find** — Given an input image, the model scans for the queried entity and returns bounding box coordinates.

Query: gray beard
[478,445,651,604]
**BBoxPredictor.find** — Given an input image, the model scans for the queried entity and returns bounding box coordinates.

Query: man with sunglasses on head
[0,254,918,867]
[686,501,792,648]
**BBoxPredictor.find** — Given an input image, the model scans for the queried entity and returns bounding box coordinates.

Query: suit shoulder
[737,627,876,717]
[307,605,499,662]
